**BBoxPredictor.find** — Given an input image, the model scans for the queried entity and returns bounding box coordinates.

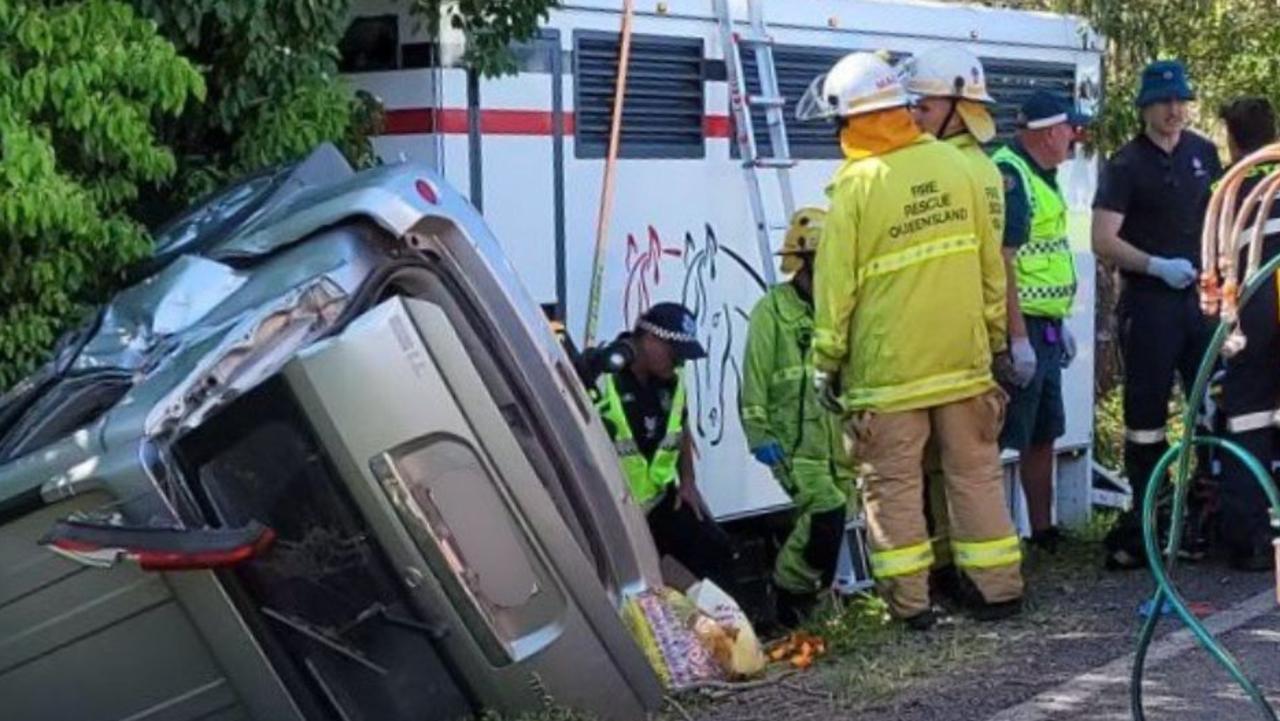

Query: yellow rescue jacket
[813,134,1006,413]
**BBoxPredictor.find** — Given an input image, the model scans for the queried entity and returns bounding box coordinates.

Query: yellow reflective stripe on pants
[858,234,977,285]
[953,536,1022,570]
[770,365,807,385]
[870,541,935,579]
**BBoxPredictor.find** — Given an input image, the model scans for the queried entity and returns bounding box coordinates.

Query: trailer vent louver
[982,59,1078,141]
[740,47,908,160]
[574,32,706,159]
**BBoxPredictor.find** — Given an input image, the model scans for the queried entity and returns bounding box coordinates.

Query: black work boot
[903,608,938,632]
[929,566,964,608]
[774,589,818,629]
[970,598,1023,622]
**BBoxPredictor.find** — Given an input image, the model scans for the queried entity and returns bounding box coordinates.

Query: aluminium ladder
[712,0,796,287]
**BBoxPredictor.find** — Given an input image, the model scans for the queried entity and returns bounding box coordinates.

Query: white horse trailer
[339,0,1104,539]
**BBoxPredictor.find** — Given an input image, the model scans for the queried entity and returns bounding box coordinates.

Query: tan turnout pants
[846,389,1024,619]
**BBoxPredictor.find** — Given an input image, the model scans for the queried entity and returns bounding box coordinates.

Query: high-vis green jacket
[741,283,849,469]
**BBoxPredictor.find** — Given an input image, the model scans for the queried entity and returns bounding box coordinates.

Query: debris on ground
[766,632,828,670]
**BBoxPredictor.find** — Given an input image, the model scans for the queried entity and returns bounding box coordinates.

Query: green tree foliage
[1,0,558,391]
[994,0,1280,153]
[130,0,373,202]
[0,0,204,388]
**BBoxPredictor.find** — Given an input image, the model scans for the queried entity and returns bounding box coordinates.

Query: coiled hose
[1131,144,1280,717]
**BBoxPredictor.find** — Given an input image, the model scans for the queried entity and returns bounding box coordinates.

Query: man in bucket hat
[1092,60,1223,569]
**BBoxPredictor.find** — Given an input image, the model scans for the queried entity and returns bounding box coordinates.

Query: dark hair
[1218,96,1276,153]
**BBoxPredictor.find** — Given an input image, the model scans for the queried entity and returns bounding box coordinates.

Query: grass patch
[791,592,1000,708]
[787,524,1115,708]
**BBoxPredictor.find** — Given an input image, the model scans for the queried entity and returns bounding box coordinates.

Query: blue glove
[752,441,786,467]
[1146,256,1197,290]
[1060,326,1077,369]
[1010,336,1037,388]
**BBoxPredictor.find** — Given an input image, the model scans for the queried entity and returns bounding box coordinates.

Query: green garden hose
[1130,251,1280,720]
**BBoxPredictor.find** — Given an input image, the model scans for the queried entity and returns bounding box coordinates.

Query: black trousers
[1217,272,1280,555]
[1109,285,1214,554]
[646,488,738,587]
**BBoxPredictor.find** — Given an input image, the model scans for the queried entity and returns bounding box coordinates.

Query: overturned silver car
[0,145,664,721]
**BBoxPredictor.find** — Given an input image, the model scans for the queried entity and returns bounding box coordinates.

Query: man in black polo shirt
[1092,60,1224,569]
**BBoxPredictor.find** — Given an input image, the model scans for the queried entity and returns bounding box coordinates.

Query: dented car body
[0,145,663,721]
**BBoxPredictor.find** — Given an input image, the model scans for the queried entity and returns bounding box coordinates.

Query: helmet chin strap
[938,76,965,139]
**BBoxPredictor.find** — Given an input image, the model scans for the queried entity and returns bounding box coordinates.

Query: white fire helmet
[901,46,995,104]
[796,52,910,121]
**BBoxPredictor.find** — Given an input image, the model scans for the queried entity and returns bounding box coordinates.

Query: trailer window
[982,58,1077,141]
[574,32,705,159]
[340,15,400,73]
[738,46,908,160]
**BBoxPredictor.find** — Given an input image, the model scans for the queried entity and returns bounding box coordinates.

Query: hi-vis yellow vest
[992,146,1077,319]
[595,371,685,507]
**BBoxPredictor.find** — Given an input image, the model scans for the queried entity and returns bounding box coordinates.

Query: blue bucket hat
[1136,60,1195,108]
[1015,90,1092,130]
[636,302,706,360]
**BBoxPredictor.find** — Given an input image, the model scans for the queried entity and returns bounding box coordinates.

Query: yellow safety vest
[992,146,1077,319]
[595,370,685,507]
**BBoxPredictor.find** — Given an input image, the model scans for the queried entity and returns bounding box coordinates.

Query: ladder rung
[738,33,773,47]
[748,158,797,169]
[747,95,786,108]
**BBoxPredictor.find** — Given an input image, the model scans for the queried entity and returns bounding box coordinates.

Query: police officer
[1092,60,1223,569]
[992,92,1089,550]
[741,207,853,627]
[1213,97,1280,571]
[805,52,1022,630]
[578,303,737,585]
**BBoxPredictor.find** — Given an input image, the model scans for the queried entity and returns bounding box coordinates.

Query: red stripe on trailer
[384,108,575,136]
[384,108,731,139]
[703,114,731,138]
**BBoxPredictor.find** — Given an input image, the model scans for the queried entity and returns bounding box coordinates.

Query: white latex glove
[1060,326,1077,369]
[1146,256,1197,290]
[813,369,843,413]
[1010,336,1037,388]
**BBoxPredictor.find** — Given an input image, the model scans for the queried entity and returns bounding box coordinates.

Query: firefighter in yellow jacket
[902,46,1010,599]
[741,207,854,627]
[801,51,1024,629]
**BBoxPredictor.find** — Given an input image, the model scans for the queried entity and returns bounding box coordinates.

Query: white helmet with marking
[902,46,995,104]
[796,52,909,121]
